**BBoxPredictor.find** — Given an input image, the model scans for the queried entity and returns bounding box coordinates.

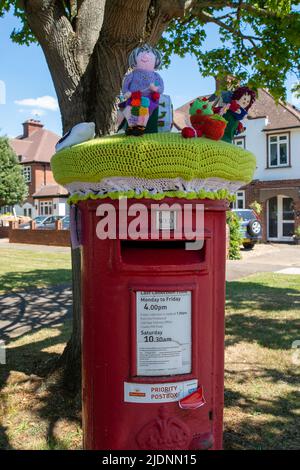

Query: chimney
[22,119,43,138]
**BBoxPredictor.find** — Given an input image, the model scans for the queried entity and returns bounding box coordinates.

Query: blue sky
[0,9,299,138]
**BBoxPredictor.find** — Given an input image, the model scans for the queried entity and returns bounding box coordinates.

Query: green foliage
[159,2,300,101]
[0,136,28,206]
[294,226,300,238]
[227,210,242,260]
[249,200,263,215]
[0,1,300,101]
[291,82,300,99]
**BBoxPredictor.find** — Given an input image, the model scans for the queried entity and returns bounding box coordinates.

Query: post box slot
[120,240,206,266]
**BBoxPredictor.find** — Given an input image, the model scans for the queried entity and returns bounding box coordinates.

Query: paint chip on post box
[136,291,192,376]
[124,379,198,403]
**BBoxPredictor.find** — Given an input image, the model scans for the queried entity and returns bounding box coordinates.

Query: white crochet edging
[66,176,245,197]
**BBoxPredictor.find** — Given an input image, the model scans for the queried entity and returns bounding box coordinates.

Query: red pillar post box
[80,197,228,450]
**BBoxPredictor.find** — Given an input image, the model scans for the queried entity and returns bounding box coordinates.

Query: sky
[0,9,299,138]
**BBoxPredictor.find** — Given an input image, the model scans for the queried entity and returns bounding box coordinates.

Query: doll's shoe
[131,126,145,136]
[125,127,134,136]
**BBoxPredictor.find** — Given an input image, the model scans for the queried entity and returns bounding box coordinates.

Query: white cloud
[14,95,58,111]
[31,108,46,117]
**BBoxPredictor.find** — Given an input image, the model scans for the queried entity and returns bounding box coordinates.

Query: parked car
[19,215,63,230]
[61,215,70,230]
[232,209,262,249]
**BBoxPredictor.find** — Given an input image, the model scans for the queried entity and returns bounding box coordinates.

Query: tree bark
[58,247,82,392]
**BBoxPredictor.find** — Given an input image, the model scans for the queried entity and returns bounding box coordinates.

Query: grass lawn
[0,247,71,293]
[0,246,299,449]
[0,320,82,450]
[224,273,300,450]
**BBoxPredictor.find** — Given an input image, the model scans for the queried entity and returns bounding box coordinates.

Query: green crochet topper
[51,132,256,203]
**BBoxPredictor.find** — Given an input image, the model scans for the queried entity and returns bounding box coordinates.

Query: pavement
[0,238,69,253]
[0,241,299,340]
[226,243,300,281]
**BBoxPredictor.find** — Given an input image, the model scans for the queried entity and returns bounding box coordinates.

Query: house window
[23,166,32,183]
[268,134,289,167]
[40,201,53,216]
[233,190,245,209]
[234,138,245,149]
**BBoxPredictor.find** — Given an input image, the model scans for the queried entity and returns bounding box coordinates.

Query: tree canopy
[0,136,28,207]
[1,1,300,103]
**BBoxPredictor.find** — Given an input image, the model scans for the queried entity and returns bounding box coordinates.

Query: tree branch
[191,1,289,19]
[195,9,261,47]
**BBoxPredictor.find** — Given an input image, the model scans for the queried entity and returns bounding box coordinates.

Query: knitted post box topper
[119,44,164,137]
[182,97,227,141]
[214,87,256,143]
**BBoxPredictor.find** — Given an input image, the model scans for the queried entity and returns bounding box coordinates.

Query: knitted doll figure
[216,87,256,143]
[119,44,164,136]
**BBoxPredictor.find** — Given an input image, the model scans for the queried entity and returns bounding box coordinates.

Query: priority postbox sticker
[124,379,198,404]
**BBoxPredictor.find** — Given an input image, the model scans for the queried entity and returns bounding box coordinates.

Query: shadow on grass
[0,268,71,295]
[224,382,300,450]
[226,281,300,349]
[0,281,72,343]
[226,280,300,313]
[224,279,300,449]
[0,323,81,450]
[0,276,77,450]
[0,425,11,450]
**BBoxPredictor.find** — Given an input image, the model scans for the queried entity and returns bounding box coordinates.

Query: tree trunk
[59,247,82,392]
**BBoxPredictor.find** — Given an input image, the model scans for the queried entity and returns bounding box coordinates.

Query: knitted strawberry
[182,127,196,138]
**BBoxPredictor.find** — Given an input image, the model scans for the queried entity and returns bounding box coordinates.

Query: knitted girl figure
[216,87,256,143]
[119,44,164,136]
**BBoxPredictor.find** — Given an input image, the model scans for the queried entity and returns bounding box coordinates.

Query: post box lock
[156,210,177,231]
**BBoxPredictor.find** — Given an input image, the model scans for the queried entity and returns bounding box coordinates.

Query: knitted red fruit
[190,114,211,130]
[196,128,204,137]
[229,100,240,112]
[131,91,142,100]
[237,121,245,133]
[202,118,226,141]
[182,127,196,139]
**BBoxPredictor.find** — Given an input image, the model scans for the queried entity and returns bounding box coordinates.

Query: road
[226,243,300,281]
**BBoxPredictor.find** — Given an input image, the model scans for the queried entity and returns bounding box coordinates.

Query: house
[9,119,68,218]
[174,88,300,242]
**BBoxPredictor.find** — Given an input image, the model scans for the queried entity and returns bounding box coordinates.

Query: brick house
[174,89,300,242]
[8,119,68,218]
